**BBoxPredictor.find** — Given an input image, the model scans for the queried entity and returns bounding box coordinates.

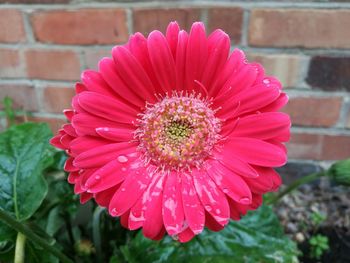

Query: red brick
[0,49,26,78]
[287,132,350,161]
[0,84,38,111]
[322,135,350,160]
[27,116,66,134]
[0,0,69,3]
[31,9,128,45]
[42,86,75,113]
[133,8,201,35]
[208,8,243,44]
[84,49,111,70]
[0,9,26,43]
[247,53,307,88]
[282,97,342,127]
[249,9,350,48]
[25,49,80,81]
[287,133,323,160]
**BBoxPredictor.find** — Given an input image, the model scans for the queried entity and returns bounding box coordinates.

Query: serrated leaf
[0,123,53,221]
[121,206,300,263]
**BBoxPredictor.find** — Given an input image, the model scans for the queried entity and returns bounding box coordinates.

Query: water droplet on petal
[111,208,117,216]
[121,167,127,172]
[216,209,221,214]
[222,188,229,194]
[117,155,128,163]
[205,205,212,212]
[239,197,251,205]
[121,188,126,192]
[95,175,101,180]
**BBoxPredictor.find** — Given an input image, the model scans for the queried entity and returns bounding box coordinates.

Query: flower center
[136,93,221,171]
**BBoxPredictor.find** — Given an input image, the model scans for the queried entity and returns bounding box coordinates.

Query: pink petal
[72,113,132,136]
[63,109,74,121]
[81,70,116,97]
[50,134,65,150]
[69,136,110,157]
[120,210,130,229]
[210,48,245,97]
[175,30,189,91]
[94,185,119,207]
[192,169,230,226]
[181,173,205,235]
[75,82,86,94]
[178,227,195,243]
[206,160,252,205]
[162,172,184,236]
[99,57,145,108]
[84,152,140,193]
[128,174,162,230]
[73,142,137,169]
[244,166,278,194]
[261,92,289,112]
[148,30,177,93]
[108,163,154,217]
[112,46,156,103]
[185,22,208,91]
[224,137,287,167]
[166,21,180,58]
[78,91,137,123]
[60,134,74,148]
[142,174,166,240]
[201,29,230,89]
[96,127,133,142]
[231,112,291,142]
[62,124,77,137]
[80,192,92,204]
[205,211,225,232]
[67,172,79,184]
[64,157,79,172]
[215,150,258,178]
[128,33,162,93]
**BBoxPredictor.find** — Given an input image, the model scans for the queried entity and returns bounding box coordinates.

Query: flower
[50,21,290,242]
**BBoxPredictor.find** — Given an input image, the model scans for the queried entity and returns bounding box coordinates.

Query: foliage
[328,158,350,186]
[309,234,329,260]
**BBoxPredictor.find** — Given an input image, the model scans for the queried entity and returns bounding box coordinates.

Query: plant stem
[266,172,326,205]
[92,207,105,263]
[14,232,26,263]
[0,209,74,263]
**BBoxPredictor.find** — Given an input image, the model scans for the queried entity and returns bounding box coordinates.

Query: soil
[274,178,350,263]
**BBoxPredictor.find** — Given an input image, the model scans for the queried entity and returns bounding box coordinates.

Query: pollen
[135,92,221,171]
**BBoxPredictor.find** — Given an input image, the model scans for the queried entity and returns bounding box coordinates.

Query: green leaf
[0,123,53,221]
[121,206,300,263]
[26,240,59,263]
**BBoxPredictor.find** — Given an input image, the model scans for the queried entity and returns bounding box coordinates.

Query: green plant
[309,234,329,260]
[310,212,327,228]
[0,97,28,128]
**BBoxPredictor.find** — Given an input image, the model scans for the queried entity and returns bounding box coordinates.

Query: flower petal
[178,227,195,243]
[96,127,133,142]
[192,169,229,226]
[109,163,154,217]
[142,174,166,239]
[207,160,252,204]
[94,185,119,207]
[224,137,287,167]
[162,172,184,236]
[185,22,208,91]
[99,57,145,108]
[148,30,177,93]
[112,46,157,103]
[81,70,116,97]
[166,21,180,58]
[175,30,189,91]
[73,142,137,168]
[231,112,291,142]
[181,173,205,235]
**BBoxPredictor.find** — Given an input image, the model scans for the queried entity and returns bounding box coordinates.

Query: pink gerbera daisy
[51,21,290,242]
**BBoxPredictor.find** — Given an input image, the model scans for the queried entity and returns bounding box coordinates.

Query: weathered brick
[0,9,26,43]
[0,84,38,111]
[207,7,243,44]
[282,97,342,127]
[0,0,69,3]
[25,49,80,81]
[31,9,128,45]
[249,9,350,48]
[133,8,201,35]
[288,133,350,160]
[84,49,111,70]
[42,87,75,113]
[247,53,308,88]
[0,49,26,78]
[27,116,66,133]
[306,56,350,91]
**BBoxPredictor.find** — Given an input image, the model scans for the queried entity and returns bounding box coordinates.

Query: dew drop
[121,188,126,192]
[205,205,212,212]
[117,155,128,163]
[215,209,221,214]
[95,175,101,180]
[239,197,251,205]
[121,167,127,172]
[222,188,229,194]
[111,208,117,216]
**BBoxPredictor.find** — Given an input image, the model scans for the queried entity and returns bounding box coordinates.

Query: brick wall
[1,0,350,175]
